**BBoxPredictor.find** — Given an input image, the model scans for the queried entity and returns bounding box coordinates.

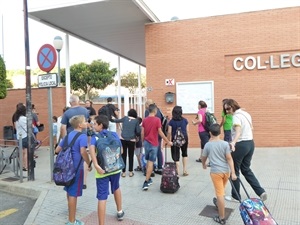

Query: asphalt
[0,146,299,225]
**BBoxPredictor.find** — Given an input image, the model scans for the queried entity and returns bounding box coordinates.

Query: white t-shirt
[232,109,253,142]
[16,116,27,139]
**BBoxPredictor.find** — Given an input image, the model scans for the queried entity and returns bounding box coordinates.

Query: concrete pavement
[0,146,299,225]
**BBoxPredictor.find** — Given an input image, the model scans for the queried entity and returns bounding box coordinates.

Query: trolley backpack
[160,145,180,193]
[53,132,83,186]
[95,130,125,173]
[229,178,278,225]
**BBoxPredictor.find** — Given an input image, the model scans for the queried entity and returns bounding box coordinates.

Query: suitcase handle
[229,177,251,202]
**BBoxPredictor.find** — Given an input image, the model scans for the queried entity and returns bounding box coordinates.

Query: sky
[0,0,299,73]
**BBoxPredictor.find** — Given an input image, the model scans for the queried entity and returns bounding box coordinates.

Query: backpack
[173,127,186,147]
[53,132,82,186]
[95,131,125,173]
[203,111,217,132]
[159,109,168,136]
[98,105,111,119]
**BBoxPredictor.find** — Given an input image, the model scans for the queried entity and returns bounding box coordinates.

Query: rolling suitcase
[229,178,278,225]
[160,145,180,193]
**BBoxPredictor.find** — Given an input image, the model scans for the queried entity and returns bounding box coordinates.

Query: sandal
[213,215,226,224]
[134,166,142,171]
[196,158,202,163]
[213,197,218,209]
[121,172,126,177]
[129,172,134,177]
[183,171,189,176]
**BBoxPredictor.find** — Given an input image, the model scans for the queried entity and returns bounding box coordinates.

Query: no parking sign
[37,44,57,73]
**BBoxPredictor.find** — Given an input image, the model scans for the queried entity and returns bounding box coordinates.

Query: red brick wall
[0,87,66,146]
[145,7,300,147]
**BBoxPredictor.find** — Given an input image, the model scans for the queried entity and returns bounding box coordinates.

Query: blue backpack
[95,130,125,173]
[53,132,82,186]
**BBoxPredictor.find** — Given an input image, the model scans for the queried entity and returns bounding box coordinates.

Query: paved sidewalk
[0,146,299,225]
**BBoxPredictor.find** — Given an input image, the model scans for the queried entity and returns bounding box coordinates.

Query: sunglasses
[225,107,231,111]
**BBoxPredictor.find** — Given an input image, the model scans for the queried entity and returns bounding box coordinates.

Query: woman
[112,108,141,177]
[219,99,232,142]
[224,99,267,202]
[14,104,29,171]
[192,100,210,163]
[167,106,189,176]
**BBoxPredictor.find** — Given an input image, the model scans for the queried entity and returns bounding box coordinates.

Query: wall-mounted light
[165,92,175,103]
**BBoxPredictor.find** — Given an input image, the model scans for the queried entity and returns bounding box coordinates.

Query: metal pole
[48,87,54,181]
[18,133,23,183]
[138,65,142,117]
[57,50,61,86]
[65,34,70,106]
[1,14,4,59]
[117,56,122,116]
[23,0,34,181]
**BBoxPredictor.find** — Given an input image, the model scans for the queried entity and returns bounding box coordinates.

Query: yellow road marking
[0,208,18,219]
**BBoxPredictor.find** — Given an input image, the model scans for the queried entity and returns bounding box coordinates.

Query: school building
[1,5,299,148]
[145,7,300,147]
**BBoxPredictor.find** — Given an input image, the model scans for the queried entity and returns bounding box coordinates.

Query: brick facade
[145,7,300,147]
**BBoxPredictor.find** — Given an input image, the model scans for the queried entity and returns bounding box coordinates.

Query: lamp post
[53,36,63,85]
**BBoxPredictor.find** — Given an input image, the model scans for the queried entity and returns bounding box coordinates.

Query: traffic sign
[37,44,57,72]
[38,73,58,88]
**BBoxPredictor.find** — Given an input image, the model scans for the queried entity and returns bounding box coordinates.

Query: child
[141,104,173,190]
[89,115,124,225]
[201,123,237,225]
[134,117,143,172]
[55,115,92,225]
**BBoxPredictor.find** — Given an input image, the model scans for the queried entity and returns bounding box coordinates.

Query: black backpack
[159,109,168,136]
[98,105,111,119]
[203,112,217,132]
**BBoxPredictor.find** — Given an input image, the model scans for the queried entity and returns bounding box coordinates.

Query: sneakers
[83,184,87,189]
[65,219,84,225]
[225,196,239,203]
[154,168,163,175]
[148,178,153,185]
[260,192,267,201]
[142,181,149,190]
[117,210,125,221]
[142,179,153,190]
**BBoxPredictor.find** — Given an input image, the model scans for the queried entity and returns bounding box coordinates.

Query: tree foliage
[0,55,7,99]
[6,79,13,88]
[61,60,117,100]
[119,72,146,94]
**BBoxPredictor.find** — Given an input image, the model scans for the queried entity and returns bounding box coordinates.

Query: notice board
[176,81,214,114]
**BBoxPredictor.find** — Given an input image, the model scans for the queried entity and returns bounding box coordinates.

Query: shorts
[134,147,143,156]
[210,173,230,197]
[199,131,210,149]
[64,169,84,197]
[21,136,35,149]
[143,140,158,162]
[96,172,120,200]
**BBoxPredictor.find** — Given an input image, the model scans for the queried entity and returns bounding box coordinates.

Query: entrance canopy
[28,0,160,67]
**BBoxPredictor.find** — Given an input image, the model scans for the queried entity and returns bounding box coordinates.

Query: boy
[201,124,237,225]
[55,115,92,225]
[89,115,124,225]
[141,104,173,190]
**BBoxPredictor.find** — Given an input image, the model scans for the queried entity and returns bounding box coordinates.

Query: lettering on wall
[233,53,300,71]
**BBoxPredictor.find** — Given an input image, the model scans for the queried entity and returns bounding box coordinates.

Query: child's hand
[202,164,207,170]
[95,165,105,174]
[229,142,235,152]
[231,173,237,181]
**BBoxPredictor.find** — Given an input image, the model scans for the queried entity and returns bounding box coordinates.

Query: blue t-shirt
[59,131,88,170]
[61,106,89,134]
[168,118,189,140]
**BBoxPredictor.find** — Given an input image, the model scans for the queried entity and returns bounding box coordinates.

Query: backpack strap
[62,132,82,151]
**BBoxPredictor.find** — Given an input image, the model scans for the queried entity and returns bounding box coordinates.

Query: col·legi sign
[233,52,300,71]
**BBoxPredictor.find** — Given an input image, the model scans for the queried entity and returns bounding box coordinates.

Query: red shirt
[142,116,161,146]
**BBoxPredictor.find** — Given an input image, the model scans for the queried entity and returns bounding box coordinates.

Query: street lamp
[53,36,63,85]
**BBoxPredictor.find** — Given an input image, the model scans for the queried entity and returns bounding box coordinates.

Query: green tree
[6,79,13,88]
[119,72,146,94]
[61,60,117,100]
[0,55,7,99]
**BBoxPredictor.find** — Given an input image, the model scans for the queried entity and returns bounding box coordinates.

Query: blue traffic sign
[37,44,57,72]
